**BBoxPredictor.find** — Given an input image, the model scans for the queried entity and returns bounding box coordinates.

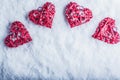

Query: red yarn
[92,17,120,44]
[65,2,93,28]
[4,21,32,48]
[29,2,55,28]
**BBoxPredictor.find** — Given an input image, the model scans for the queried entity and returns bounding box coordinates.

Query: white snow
[0,0,120,80]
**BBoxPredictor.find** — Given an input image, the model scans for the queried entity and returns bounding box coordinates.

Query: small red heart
[4,21,32,48]
[92,17,120,44]
[65,2,93,28]
[29,2,55,28]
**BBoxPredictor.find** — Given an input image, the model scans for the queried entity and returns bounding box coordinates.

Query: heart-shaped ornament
[29,2,55,28]
[65,2,93,28]
[5,21,32,48]
[92,17,120,44]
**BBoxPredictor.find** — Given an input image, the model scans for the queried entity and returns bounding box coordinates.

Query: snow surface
[0,0,120,80]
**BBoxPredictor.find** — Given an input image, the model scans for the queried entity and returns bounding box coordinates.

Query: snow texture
[0,0,120,80]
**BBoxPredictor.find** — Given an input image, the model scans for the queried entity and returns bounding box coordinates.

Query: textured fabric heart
[29,2,55,28]
[65,2,93,28]
[92,17,120,44]
[4,21,32,48]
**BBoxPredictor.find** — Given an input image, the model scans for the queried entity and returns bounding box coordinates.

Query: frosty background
[0,0,120,80]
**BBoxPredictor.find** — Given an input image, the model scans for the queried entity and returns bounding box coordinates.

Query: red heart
[65,2,93,28]
[28,2,55,28]
[92,17,120,44]
[4,21,32,48]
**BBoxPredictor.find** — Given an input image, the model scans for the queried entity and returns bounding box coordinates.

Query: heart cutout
[5,21,32,48]
[65,2,93,28]
[92,17,120,44]
[28,2,55,28]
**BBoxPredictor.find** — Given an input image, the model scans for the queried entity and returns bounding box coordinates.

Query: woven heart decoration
[29,2,55,28]
[65,2,93,28]
[92,17,120,44]
[5,21,32,48]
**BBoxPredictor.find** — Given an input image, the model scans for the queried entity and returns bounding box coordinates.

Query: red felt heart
[65,2,93,28]
[28,2,55,28]
[4,21,32,48]
[92,17,120,44]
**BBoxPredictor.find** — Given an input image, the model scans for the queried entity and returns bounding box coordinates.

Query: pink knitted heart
[5,21,32,48]
[92,17,120,44]
[29,2,55,28]
[65,2,93,28]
